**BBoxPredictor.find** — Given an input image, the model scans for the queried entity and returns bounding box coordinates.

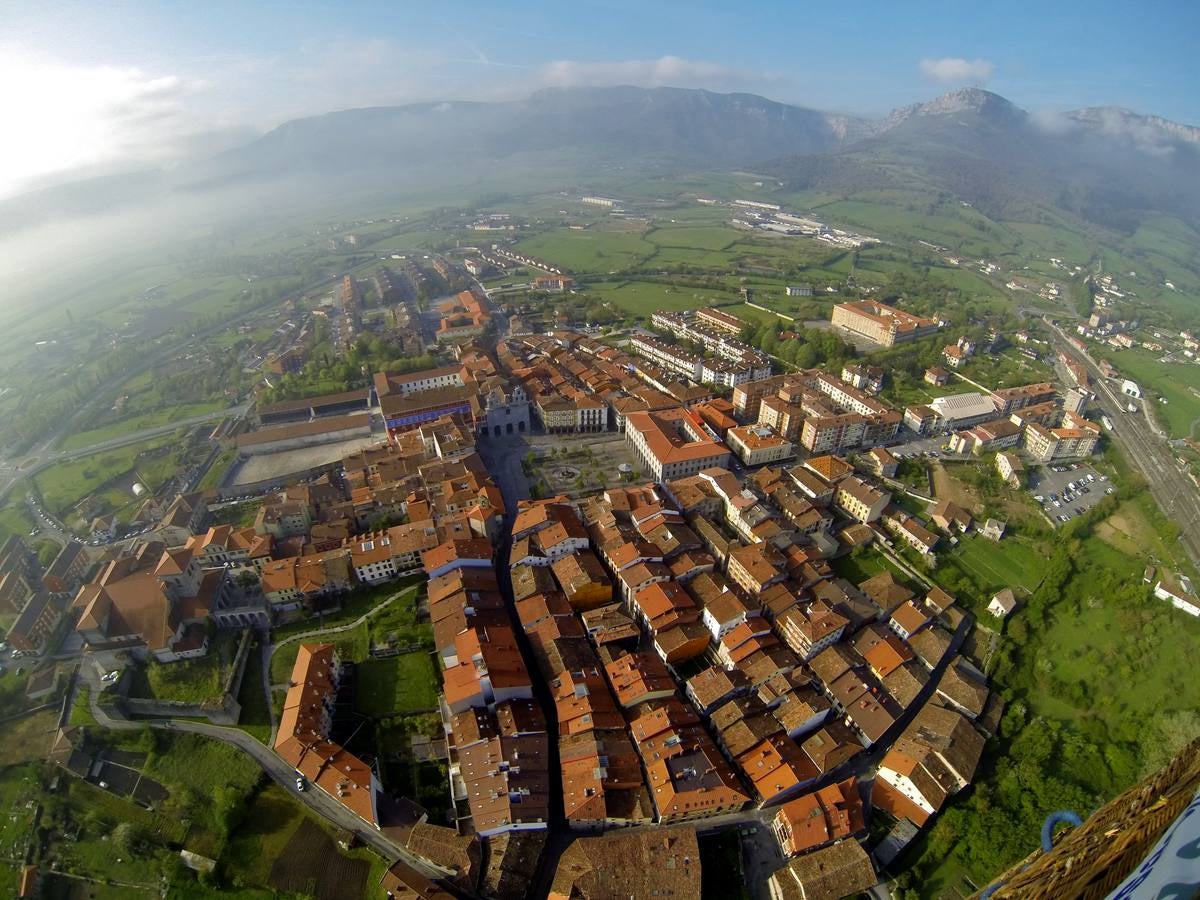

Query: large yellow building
[831,300,939,348]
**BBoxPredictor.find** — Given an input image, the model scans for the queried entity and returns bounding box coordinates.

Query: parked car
[295,777,307,792]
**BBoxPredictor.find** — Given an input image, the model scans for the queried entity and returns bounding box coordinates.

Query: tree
[234,570,259,590]
[113,821,145,856]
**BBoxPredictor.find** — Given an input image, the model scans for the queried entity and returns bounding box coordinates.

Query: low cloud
[0,42,787,198]
[919,57,995,84]
[1032,106,1192,157]
[537,56,777,92]
[0,44,221,197]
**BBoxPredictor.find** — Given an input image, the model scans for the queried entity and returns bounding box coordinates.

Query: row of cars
[1036,471,1113,524]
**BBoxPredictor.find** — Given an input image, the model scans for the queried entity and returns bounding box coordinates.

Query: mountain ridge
[1,85,1197,235]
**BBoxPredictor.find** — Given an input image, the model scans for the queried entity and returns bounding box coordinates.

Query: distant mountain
[882,87,1026,128]
[770,88,1200,233]
[193,86,874,184]
[1,85,1197,238]
[0,86,878,235]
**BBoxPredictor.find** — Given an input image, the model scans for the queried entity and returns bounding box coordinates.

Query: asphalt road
[1049,320,1200,565]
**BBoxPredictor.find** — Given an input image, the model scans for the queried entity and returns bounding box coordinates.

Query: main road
[1048,320,1200,565]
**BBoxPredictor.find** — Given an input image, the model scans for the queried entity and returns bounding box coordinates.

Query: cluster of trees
[740,319,856,370]
[263,328,440,404]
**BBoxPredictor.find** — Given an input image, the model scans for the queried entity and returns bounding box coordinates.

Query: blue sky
[1,0,1198,195]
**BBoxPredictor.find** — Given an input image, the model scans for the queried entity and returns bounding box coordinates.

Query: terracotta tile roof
[935,659,990,718]
[801,721,863,774]
[736,734,819,802]
[881,661,930,708]
[548,826,701,900]
[720,714,785,758]
[809,644,865,688]
[427,567,499,605]
[275,644,378,825]
[890,600,932,635]
[773,777,866,856]
[863,634,914,679]
[633,580,696,629]
[509,564,558,603]
[604,651,677,708]
[686,666,751,712]
[857,572,915,616]
[773,688,832,734]
[768,839,876,899]
[907,625,953,669]
[421,538,493,574]
[805,455,853,483]
[579,603,641,646]
[653,621,710,663]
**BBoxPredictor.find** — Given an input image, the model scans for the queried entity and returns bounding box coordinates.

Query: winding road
[75,651,454,886]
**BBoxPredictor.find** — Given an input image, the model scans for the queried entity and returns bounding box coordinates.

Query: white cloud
[919,57,995,84]
[0,44,219,197]
[536,55,774,92]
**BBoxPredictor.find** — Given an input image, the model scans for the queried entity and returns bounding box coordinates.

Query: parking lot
[1028,462,1113,527]
[887,432,947,459]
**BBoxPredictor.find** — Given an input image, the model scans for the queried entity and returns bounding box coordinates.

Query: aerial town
[7,234,1186,900]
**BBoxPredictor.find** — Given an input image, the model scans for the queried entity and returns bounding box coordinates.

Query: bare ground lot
[930,463,982,510]
[269,819,369,900]
[229,435,382,487]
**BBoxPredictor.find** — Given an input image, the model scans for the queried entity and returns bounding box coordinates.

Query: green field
[946,534,1047,596]
[909,466,1200,896]
[646,224,739,252]
[33,433,180,518]
[355,652,440,717]
[269,580,427,684]
[0,499,37,543]
[1005,220,1094,264]
[1097,347,1200,439]
[61,401,226,451]
[516,228,657,272]
[129,648,227,704]
[588,279,736,317]
[199,447,239,491]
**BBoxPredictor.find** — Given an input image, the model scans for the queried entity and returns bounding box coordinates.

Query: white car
[295,777,307,792]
